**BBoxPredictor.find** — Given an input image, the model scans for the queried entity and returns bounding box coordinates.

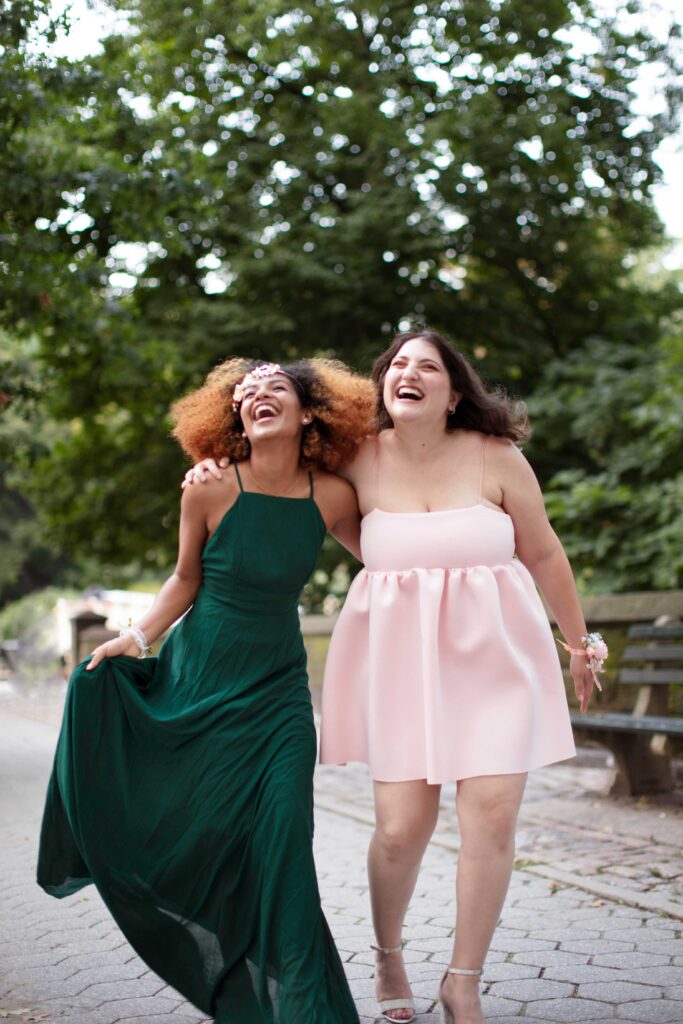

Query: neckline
[239,490,315,502]
[234,462,314,501]
[204,491,324,553]
[364,503,510,520]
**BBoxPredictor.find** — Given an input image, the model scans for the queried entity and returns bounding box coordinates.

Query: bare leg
[369,780,441,1022]
[441,773,527,1024]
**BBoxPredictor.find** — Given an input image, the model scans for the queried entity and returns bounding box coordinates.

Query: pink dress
[319,437,576,784]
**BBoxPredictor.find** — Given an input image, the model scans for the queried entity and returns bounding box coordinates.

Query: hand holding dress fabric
[87,634,140,669]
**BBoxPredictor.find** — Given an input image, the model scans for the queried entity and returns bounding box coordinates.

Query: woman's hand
[87,634,140,671]
[181,457,229,489]
[570,653,595,713]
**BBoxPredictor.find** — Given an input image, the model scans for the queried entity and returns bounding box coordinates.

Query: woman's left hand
[570,653,595,713]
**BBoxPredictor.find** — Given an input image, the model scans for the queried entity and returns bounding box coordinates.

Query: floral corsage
[558,631,608,691]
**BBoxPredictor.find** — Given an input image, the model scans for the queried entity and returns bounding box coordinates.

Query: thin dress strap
[479,435,488,503]
[375,435,381,511]
[308,471,314,499]
[233,462,244,493]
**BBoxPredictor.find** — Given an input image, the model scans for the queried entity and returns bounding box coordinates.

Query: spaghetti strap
[308,471,314,499]
[375,435,381,511]
[233,462,244,493]
[479,435,488,502]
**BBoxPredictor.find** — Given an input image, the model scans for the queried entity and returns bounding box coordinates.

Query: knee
[459,796,519,856]
[373,813,436,861]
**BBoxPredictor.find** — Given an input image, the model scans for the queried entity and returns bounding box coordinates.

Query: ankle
[443,973,480,990]
[441,968,483,999]
[372,941,405,955]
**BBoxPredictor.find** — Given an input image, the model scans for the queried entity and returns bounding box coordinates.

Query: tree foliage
[532,322,683,591]
[1,0,681,597]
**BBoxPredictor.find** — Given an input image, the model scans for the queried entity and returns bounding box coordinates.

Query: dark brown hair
[171,357,375,471]
[372,329,529,442]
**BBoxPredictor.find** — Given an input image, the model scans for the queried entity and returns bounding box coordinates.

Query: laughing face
[238,372,310,444]
[383,337,458,426]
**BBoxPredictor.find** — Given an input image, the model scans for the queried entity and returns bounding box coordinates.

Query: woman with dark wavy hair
[320,329,593,1024]
[37,358,375,1024]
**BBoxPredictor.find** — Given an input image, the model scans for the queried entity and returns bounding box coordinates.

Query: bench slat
[628,624,683,640]
[570,712,683,735]
[622,645,683,662]
[619,668,683,685]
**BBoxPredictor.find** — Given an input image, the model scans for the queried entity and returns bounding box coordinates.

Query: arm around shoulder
[315,472,362,560]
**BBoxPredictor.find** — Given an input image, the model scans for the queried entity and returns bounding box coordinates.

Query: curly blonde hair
[171,357,375,471]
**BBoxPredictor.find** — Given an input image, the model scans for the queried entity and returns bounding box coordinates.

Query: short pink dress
[319,436,576,784]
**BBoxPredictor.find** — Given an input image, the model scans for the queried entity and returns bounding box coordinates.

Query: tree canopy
[1,0,681,600]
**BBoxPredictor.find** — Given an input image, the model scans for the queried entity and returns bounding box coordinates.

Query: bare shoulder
[312,471,359,531]
[181,465,240,514]
[313,469,357,504]
[355,435,379,462]
[485,435,530,473]
[339,435,377,483]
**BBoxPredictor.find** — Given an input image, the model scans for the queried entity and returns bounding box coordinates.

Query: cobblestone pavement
[1,692,682,1024]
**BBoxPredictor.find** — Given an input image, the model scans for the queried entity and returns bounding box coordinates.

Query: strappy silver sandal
[438,965,483,1024]
[371,941,416,1023]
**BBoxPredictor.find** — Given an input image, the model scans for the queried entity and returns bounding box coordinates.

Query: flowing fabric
[38,484,359,1024]
[320,503,576,783]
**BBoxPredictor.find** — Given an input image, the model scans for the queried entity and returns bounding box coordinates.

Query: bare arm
[494,441,594,712]
[87,486,208,668]
[314,472,362,560]
[329,506,362,561]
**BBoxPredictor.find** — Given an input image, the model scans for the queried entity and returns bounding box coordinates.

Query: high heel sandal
[438,965,483,1024]
[370,941,416,1023]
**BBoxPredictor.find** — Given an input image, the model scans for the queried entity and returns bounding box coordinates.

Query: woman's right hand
[570,652,596,713]
[87,634,140,670]
[181,457,230,489]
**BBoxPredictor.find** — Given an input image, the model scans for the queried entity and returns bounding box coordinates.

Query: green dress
[37,467,360,1024]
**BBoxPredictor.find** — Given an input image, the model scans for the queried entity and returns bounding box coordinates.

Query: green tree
[0,334,75,604]
[1,0,681,596]
[531,317,683,592]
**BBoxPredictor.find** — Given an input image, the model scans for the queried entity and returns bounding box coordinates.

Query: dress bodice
[201,491,326,614]
[360,504,516,573]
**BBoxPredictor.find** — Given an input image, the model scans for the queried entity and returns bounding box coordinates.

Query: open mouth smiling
[254,404,279,421]
[396,386,423,401]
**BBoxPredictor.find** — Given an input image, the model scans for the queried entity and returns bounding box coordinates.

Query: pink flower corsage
[558,631,608,691]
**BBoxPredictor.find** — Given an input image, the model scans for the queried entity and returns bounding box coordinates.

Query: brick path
[1,696,682,1024]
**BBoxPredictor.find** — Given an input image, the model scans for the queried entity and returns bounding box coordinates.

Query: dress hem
[319,749,577,785]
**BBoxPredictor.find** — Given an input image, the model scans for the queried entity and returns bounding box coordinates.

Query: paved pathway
[1,694,682,1024]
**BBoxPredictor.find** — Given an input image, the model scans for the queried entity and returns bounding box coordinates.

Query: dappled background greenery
[1,0,682,611]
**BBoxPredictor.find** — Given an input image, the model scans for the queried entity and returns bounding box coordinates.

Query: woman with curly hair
[37,358,374,1024]
[190,331,596,1024]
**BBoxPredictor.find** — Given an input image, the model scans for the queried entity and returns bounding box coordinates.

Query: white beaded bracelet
[119,624,151,658]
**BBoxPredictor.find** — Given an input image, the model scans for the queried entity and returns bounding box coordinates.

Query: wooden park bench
[570,621,683,795]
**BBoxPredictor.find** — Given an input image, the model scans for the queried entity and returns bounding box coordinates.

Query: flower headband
[232,363,284,409]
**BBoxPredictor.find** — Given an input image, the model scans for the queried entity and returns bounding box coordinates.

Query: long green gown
[37,467,360,1023]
